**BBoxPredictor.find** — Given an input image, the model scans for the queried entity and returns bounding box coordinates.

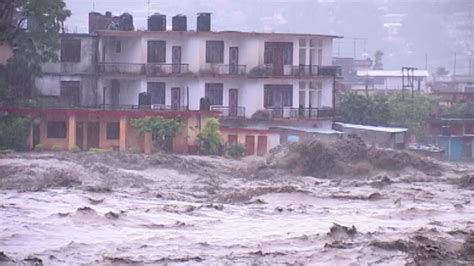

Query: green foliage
[0,0,71,100]
[34,143,44,152]
[338,92,438,141]
[387,93,438,141]
[132,117,182,151]
[227,143,246,159]
[51,144,62,152]
[69,145,80,153]
[0,114,31,151]
[435,66,449,77]
[373,50,384,70]
[198,118,223,155]
[338,92,390,125]
[445,102,474,116]
[87,148,111,154]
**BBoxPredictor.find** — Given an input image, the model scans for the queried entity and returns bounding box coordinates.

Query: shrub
[34,144,44,152]
[0,114,31,151]
[132,117,182,152]
[197,118,223,155]
[51,145,63,152]
[227,143,247,159]
[251,110,271,120]
[69,145,81,153]
[128,147,142,154]
[88,148,112,154]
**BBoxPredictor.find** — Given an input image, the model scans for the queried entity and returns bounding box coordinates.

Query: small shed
[274,126,342,144]
[334,122,408,149]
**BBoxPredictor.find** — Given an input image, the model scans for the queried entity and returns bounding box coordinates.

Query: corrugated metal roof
[335,122,408,133]
[275,126,342,135]
[357,70,429,77]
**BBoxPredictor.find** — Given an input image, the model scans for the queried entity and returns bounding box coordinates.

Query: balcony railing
[146,64,190,77]
[98,63,145,75]
[248,65,341,78]
[252,107,335,120]
[5,100,193,112]
[206,64,247,76]
[211,106,246,118]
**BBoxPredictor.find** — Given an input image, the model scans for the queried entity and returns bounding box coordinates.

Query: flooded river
[0,152,473,265]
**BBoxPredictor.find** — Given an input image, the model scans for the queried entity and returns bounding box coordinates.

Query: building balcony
[252,107,335,120]
[98,63,145,75]
[248,65,341,78]
[211,106,246,118]
[146,64,191,77]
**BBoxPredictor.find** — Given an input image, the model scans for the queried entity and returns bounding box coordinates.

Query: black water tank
[148,13,166,31]
[197,13,211,32]
[138,92,151,109]
[119,13,134,31]
[172,15,187,31]
[200,97,211,111]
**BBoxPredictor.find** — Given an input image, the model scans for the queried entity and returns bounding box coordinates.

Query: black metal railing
[289,107,336,119]
[252,107,335,120]
[211,106,245,118]
[5,100,193,112]
[98,63,146,74]
[146,64,190,77]
[207,64,247,75]
[248,65,341,78]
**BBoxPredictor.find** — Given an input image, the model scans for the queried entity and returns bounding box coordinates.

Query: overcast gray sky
[63,0,474,73]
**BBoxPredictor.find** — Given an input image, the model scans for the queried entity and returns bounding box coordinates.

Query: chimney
[197,13,211,32]
[172,15,187,31]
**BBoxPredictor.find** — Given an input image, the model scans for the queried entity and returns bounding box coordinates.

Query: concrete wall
[222,130,280,156]
[0,42,12,65]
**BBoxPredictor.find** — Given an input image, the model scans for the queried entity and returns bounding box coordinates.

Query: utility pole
[453,52,457,76]
[402,67,416,99]
[425,54,428,70]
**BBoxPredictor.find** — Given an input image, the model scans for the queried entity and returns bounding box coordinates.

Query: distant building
[334,122,408,149]
[333,56,372,91]
[354,70,429,95]
[431,75,474,106]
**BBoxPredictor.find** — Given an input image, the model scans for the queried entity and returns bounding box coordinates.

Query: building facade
[354,70,429,95]
[25,12,343,155]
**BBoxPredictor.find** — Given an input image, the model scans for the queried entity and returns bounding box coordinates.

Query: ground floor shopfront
[5,107,217,154]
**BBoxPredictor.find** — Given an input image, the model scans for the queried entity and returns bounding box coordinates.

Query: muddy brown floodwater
[0,151,473,265]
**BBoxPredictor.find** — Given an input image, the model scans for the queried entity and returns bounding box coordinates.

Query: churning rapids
[0,151,473,265]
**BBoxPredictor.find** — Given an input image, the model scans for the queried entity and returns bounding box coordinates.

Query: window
[263,85,293,108]
[106,122,120,140]
[115,40,122,53]
[299,39,306,47]
[60,39,81,62]
[206,40,224,63]
[47,121,67,139]
[264,42,293,65]
[147,40,166,63]
[205,83,223,105]
[299,90,306,107]
[147,82,166,105]
[60,81,80,106]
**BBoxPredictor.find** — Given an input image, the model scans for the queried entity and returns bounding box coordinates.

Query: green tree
[445,102,474,116]
[338,92,390,126]
[0,114,31,151]
[387,93,438,141]
[373,50,384,70]
[0,0,71,100]
[198,118,223,155]
[435,66,449,76]
[131,117,182,152]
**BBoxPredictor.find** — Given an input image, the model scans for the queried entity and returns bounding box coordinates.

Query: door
[172,46,182,73]
[76,122,84,150]
[171,87,181,110]
[257,136,268,156]
[33,124,40,148]
[272,47,284,76]
[229,47,239,75]
[87,122,100,150]
[111,80,120,108]
[272,90,284,118]
[245,136,255,156]
[228,88,238,117]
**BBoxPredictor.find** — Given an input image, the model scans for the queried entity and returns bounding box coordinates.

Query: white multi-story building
[35,13,342,128]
